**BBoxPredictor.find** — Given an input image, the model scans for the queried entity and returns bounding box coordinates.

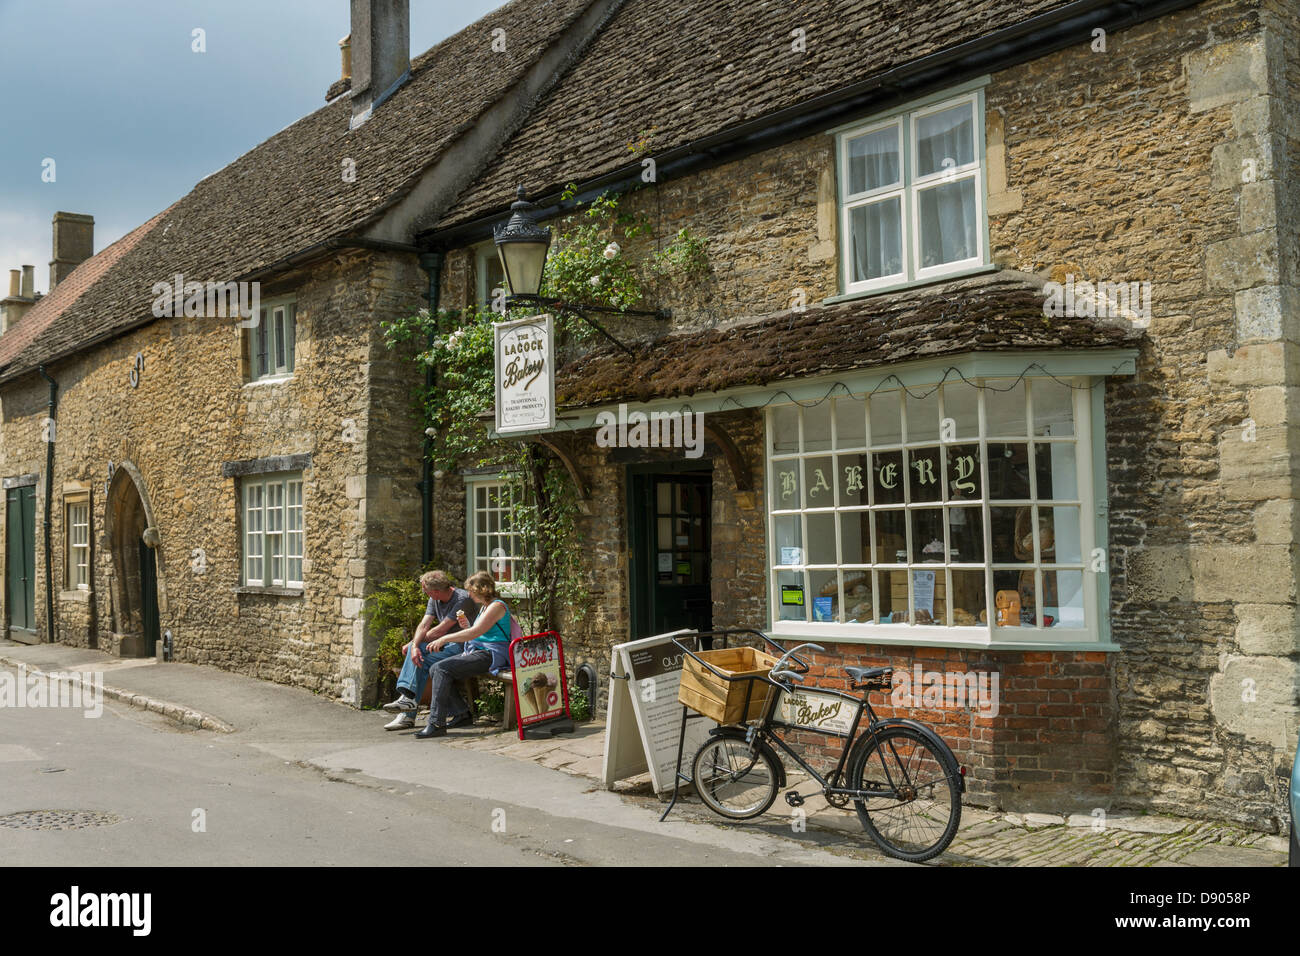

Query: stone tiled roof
[553,273,1143,407]
[0,207,171,372]
[438,0,1075,228]
[1,0,594,382]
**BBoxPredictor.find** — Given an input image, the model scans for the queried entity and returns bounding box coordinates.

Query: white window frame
[248,298,297,382]
[764,377,1100,649]
[242,471,304,588]
[474,242,507,312]
[465,477,526,596]
[837,89,987,295]
[65,497,90,589]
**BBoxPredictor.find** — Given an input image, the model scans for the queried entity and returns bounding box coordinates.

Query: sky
[0,0,508,295]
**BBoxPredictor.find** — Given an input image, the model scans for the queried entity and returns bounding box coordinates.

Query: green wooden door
[138,537,160,651]
[6,485,36,633]
[629,471,713,641]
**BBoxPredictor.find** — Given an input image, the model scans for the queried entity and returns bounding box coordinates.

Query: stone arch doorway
[104,462,166,658]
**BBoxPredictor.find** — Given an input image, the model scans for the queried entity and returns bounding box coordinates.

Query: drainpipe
[36,365,57,645]
[416,250,444,567]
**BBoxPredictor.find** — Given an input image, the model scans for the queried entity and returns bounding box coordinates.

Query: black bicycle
[680,631,964,862]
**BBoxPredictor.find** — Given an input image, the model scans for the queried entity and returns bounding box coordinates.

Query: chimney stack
[50,211,94,290]
[349,0,409,128]
[1,265,39,334]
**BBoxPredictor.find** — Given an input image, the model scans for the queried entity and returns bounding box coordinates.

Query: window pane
[839,511,870,564]
[803,402,832,452]
[906,390,940,443]
[907,447,942,503]
[947,506,984,562]
[911,509,945,563]
[988,444,1030,499]
[837,454,869,506]
[872,450,905,505]
[950,570,986,626]
[869,391,902,446]
[811,570,839,621]
[256,310,268,378]
[834,397,865,449]
[983,380,1026,437]
[273,308,286,369]
[1034,442,1078,500]
[917,177,977,268]
[771,406,799,453]
[944,443,982,501]
[807,513,837,565]
[941,383,979,440]
[1044,506,1082,564]
[916,102,974,177]
[285,304,296,372]
[772,461,801,508]
[1048,570,1085,628]
[990,507,1033,564]
[476,486,487,510]
[803,456,834,506]
[846,124,901,193]
[844,573,873,623]
[777,571,807,621]
[1032,379,1075,437]
[878,568,904,622]
[850,197,903,281]
[656,482,671,514]
[772,515,803,566]
[873,509,907,563]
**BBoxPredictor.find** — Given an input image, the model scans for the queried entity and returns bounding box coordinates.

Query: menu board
[602,630,717,794]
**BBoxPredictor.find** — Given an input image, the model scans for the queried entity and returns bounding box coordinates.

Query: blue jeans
[397,641,464,703]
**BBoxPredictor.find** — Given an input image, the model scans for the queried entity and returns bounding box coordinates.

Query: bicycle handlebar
[771,642,823,676]
[770,668,804,684]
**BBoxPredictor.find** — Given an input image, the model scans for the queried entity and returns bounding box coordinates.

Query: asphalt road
[0,665,882,866]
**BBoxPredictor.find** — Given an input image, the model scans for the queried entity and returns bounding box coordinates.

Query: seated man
[381,570,480,730]
[415,570,513,739]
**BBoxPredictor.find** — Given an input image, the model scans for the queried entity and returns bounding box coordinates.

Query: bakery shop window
[766,376,1096,641]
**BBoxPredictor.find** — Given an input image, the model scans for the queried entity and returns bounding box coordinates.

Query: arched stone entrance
[104,462,165,658]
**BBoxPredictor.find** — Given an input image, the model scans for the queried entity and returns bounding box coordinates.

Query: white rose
[603,242,621,260]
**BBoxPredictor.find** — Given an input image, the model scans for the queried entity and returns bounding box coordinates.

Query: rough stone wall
[426,1,1298,826]
[986,0,1298,829]
[0,249,429,705]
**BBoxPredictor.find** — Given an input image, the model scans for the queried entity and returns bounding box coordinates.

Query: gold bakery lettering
[952,454,976,494]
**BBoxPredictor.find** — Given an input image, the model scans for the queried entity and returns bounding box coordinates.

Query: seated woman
[415,570,512,739]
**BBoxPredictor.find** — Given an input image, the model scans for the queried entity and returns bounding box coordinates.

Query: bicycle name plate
[770,688,859,737]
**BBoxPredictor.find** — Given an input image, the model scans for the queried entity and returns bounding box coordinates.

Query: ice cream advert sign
[494,314,555,435]
[509,629,569,734]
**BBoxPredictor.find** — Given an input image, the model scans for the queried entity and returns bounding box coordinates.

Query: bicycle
[676,630,965,862]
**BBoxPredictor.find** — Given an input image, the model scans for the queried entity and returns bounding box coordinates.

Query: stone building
[1,0,1296,833]
[419,0,1300,832]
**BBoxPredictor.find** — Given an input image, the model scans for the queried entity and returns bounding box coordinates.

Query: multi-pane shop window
[243,472,304,587]
[65,499,89,589]
[468,481,523,584]
[766,377,1095,640]
[838,91,985,293]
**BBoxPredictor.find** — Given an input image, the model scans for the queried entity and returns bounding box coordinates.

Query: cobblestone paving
[444,720,1290,867]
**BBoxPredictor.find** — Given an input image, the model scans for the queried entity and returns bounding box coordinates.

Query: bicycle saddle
[845,665,892,687]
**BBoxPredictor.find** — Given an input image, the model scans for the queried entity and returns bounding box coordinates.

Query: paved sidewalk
[2,640,1289,866]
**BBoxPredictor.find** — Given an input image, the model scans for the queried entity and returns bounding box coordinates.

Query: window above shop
[836,89,988,296]
[475,242,507,312]
[765,374,1102,648]
[244,297,297,384]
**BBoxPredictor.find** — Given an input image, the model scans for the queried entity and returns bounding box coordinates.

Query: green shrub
[569,688,591,722]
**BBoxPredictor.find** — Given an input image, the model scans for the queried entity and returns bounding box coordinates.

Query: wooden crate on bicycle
[678,646,780,724]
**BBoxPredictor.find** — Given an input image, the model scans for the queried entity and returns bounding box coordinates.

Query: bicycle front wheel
[849,726,961,862]
[691,735,780,820]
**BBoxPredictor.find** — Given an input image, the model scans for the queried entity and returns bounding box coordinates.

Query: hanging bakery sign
[494,314,555,434]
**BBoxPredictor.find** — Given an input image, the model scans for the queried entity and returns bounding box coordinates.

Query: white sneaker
[384,712,415,730]
[383,694,417,713]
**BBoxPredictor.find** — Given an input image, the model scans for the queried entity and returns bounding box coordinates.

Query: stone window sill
[243,374,295,389]
[59,589,90,603]
[235,585,304,598]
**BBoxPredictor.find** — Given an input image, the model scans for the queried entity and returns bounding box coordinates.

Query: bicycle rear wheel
[691,735,780,820]
[849,726,961,862]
